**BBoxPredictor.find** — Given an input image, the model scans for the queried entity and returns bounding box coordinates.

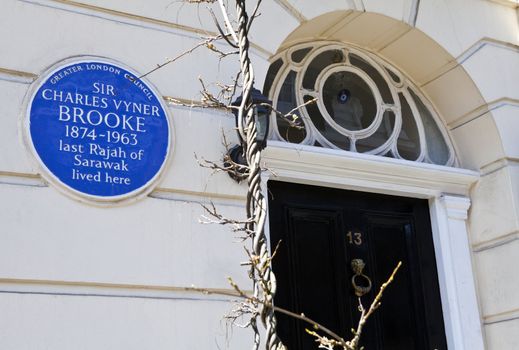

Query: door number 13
[346,231,363,246]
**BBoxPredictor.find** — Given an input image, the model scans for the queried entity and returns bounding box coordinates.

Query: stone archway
[251,5,519,350]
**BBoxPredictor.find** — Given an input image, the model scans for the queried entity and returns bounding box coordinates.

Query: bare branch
[176,2,400,350]
[274,307,349,348]
[217,0,239,44]
[199,201,253,236]
[348,261,403,349]
[209,8,239,48]
[184,261,401,349]
[137,39,210,80]
[261,97,317,130]
[246,0,263,33]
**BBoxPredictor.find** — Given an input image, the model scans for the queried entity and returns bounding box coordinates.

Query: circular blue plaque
[26,57,172,202]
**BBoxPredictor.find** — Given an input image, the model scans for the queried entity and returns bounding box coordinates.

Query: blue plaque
[26,58,172,202]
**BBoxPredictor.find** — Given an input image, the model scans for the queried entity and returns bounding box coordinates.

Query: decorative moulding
[440,195,471,220]
[262,141,485,350]
[262,141,479,197]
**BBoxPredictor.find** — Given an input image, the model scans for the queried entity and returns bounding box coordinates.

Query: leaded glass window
[263,43,456,166]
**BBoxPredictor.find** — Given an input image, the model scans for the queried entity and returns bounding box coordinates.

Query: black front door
[268,181,447,350]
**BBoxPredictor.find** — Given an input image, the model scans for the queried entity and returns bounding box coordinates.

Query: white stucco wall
[1,0,519,349]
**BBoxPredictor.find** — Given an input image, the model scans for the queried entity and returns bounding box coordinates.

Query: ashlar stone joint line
[479,157,519,176]
[472,229,519,253]
[0,278,253,303]
[449,98,519,131]
[421,38,519,89]
[483,307,519,325]
[457,37,519,65]
[20,0,273,58]
[0,173,246,204]
[0,66,235,114]
[407,0,421,27]
[0,67,37,84]
[272,0,307,23]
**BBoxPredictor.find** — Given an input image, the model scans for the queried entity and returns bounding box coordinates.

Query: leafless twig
[185,261,401,350]
[171,2,400,350]
[307,261,403,350]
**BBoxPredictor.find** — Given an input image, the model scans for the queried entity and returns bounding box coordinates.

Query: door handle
[351,258,372,297]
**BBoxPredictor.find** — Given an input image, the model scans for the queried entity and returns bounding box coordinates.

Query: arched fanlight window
[263,43,456,167]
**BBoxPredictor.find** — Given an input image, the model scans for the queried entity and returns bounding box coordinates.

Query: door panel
[284,209,346,350]
[268,181,447,350]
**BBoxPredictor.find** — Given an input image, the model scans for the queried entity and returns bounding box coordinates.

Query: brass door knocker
[351,258,372,297]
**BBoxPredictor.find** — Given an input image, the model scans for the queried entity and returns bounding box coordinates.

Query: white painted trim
[261,142,484,350]
[441,194,471,220]
[430,195,486,350]
[262,141,477,197]
[267,42,457,166]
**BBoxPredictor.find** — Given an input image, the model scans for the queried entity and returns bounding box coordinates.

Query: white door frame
[261,141,485,350]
